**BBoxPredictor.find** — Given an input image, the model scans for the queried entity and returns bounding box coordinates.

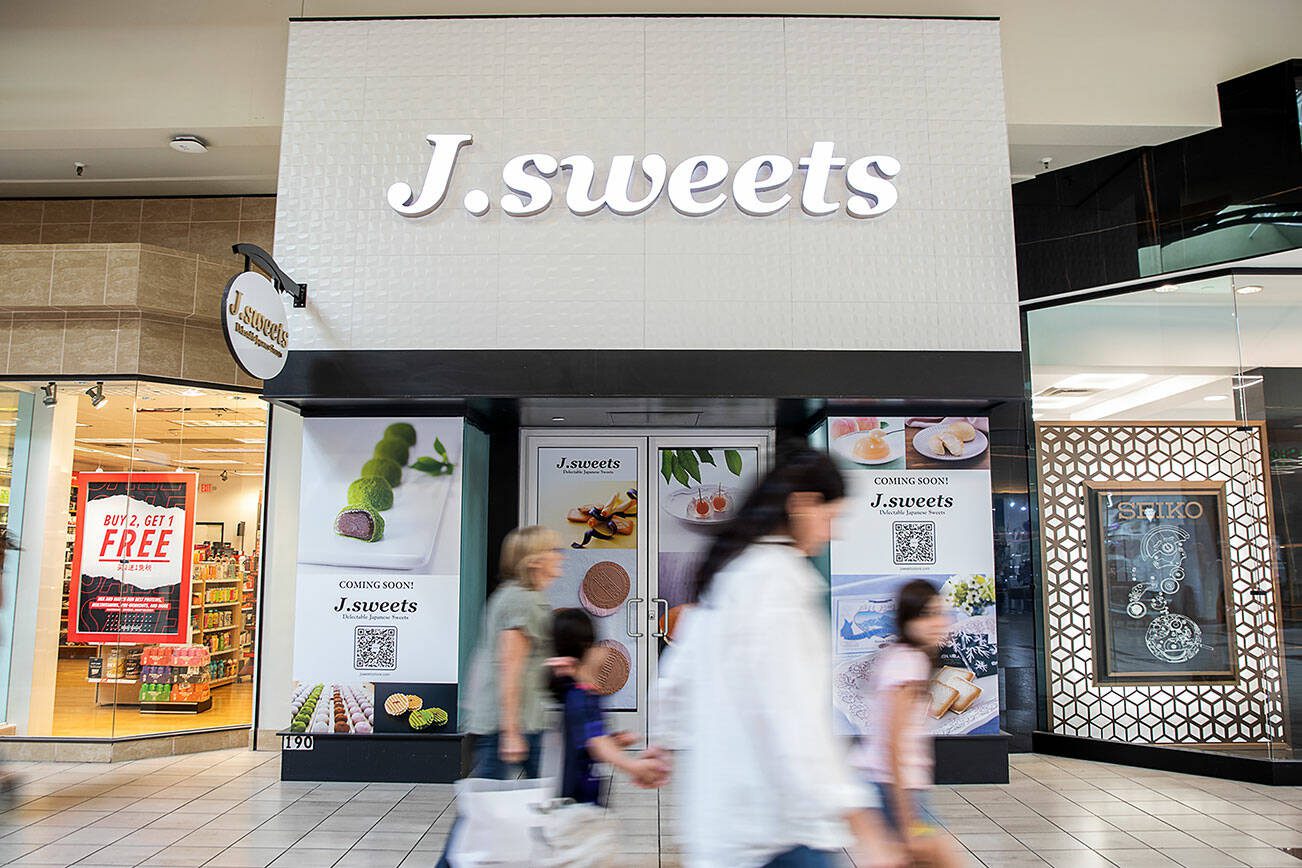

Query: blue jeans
[468,730,543,779]
[435,731,543,868]
[870,780,939,835]
[762,846,836,867]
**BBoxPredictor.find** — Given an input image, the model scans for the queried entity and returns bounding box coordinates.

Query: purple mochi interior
[335,508,376,539]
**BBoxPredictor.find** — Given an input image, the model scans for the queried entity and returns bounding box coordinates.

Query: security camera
[74,162,85,177]
[1040,157,1052,171]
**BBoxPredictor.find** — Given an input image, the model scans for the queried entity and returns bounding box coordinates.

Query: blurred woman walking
[657,446,902,868]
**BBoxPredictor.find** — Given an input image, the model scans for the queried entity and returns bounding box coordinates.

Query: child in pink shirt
[851,579,964,868]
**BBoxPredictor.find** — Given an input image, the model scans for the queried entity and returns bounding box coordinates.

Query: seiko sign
[222,271,289,380]
[387,134,900,220]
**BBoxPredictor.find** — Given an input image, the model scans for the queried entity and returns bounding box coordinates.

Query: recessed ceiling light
[1204,395,1230,402]
[1154,284,1179,294]
[1235,284,1264,295]
[551,416,566,422]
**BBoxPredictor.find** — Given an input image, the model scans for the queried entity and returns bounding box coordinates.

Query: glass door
[522,430,771,741]
[645,435,769,726]
[523,434,648,736]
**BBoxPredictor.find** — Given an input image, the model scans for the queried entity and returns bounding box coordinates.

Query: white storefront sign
[221,271,289,380]
[276,17,1020,352]
[387,134,901,220]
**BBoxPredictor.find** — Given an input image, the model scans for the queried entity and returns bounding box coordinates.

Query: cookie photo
[383,693,410,717]
[579,561,631,617]
[592,640,631,696]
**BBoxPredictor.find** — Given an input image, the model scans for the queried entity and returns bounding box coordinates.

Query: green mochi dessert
[334,505,385,542]
[361,456,402,487]
[347,476,394,511]
[384,422,417,447]
[373,436,410,466]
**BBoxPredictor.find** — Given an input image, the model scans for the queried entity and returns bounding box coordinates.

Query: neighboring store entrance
[521,430,770,739]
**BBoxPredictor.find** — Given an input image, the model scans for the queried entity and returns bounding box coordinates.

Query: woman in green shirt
[462,524,563,776]
[438,525,563,868]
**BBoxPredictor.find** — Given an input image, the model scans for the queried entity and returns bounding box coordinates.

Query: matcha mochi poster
[290,417,465,736]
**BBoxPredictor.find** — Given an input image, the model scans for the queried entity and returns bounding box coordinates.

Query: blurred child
[852,579,964,867]
[550,608,669,803]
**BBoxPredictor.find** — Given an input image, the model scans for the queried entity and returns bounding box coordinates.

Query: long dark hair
[549,607,595,700]
[895,578,942,661]
[691,443,845,602]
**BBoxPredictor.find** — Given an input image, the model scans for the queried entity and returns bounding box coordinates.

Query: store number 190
[282,735,314,751]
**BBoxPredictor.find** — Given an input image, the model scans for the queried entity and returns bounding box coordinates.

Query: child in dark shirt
[549,608,668,803]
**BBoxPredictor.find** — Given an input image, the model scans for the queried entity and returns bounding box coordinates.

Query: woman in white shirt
[657,446,902,868]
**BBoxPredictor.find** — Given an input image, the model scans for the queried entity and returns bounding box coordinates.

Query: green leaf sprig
[411,437,455,477]
[660,448,743,487]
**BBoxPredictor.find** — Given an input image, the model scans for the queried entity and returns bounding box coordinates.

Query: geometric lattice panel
[1036,423,1287,746]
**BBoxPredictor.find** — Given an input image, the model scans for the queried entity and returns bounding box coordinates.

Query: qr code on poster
[354,626,397,671]
[893,521,936,566]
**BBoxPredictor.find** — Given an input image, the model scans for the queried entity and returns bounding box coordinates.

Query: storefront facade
[1023,265,1302,781]
[0,209,274,759]
[256,14,1028,783]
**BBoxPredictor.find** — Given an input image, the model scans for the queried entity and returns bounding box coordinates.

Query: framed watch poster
[1085,481,1238,685]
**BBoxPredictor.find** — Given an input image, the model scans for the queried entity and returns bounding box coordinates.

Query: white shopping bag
[447,777,555,868]
[532,798,618,868]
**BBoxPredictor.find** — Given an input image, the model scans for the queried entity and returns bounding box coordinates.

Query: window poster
[534,447,640,711]
[655,447,762,652]
[290,417,465,736]
[827,417,1000,737]
[1086,482,1238,684]
[68,472,197,645]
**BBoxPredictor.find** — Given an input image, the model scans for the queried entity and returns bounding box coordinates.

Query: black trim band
[1033,731,1302,786]
[265,349,1023,404]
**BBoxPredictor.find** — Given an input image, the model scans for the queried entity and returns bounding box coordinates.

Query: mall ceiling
[1,0,1299,196]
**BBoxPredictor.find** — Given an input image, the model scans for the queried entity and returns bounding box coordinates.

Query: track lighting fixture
[85,381,107,409]
[41,382,57,406]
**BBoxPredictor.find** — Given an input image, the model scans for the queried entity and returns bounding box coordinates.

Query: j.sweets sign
[388,134,901,220]
[222,271,289,380]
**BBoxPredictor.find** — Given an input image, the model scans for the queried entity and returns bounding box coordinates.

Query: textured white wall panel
[276,16,1019,351]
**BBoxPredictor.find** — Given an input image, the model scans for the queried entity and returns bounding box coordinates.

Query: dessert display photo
[297,419,462,570]
[831,573,1000,738]
[655,446,761,651]
[545,547,638,709]
[373,682,458,734]
[287,682,376,734]
[828,417,906,469]
[904,416,990,470]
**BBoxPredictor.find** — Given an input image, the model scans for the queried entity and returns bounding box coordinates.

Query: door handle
[651,597,669,638]
[626,597,645,638]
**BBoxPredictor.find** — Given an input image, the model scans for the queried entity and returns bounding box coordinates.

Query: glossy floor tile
[0,750,1300,866]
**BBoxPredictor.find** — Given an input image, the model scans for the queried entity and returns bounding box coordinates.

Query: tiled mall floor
[0,750,1301,867]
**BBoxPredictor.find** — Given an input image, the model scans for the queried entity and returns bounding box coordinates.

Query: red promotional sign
[67,472,197,645]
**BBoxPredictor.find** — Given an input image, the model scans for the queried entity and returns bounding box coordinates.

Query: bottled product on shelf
[187,542,258,688]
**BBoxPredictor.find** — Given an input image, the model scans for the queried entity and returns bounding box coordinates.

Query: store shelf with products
[188,546,258,687]
[138,645,212,714]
